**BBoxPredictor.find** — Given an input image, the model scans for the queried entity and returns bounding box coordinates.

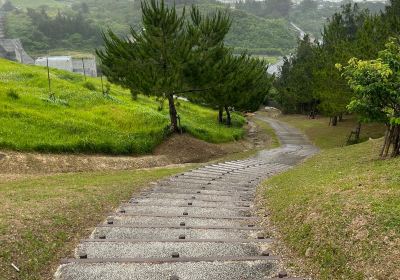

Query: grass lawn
[278,114,386,149]
[262,115,399,279]
[0,165,193,280]
[253,117,280,149]
[0,59,245,154]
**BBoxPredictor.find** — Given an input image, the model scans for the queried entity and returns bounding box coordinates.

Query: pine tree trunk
[380,126,390,157]
[218,106,223,124]
[381,124,400,158]
[382,125,393,158]
[331,116,338,126]
[339,113,343,122]
[225,106,231,126]
[391,125,400,157]
[355,122,361,143]
[167,94,179,132]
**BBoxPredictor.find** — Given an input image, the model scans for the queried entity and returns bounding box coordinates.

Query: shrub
[6,89,19,99]
[83,81,96,91]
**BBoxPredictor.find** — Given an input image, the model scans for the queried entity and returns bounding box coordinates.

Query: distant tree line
[271,0,400,157]
[98,0,272,132]
[4,6,102,52]
[27,9,99,41]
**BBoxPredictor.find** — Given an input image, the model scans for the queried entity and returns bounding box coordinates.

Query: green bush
[6,89,19,99]
[82,81,96,91]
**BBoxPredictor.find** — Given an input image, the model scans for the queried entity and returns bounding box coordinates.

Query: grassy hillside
[0,59,245,154]
[262,116,399,279]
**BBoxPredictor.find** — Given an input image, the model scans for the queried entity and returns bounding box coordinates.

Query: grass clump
[6,88,19,99]
[0,59,245,154]
[82,81,96,91]
[0,166,192,280]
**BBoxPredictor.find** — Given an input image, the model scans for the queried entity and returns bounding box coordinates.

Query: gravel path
[55,115,318,280]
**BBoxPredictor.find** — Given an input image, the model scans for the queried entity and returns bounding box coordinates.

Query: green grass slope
[262,117,399,279]
[0,59,245,154]
[278,115,386,149]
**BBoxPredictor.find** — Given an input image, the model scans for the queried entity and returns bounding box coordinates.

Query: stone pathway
[55,115,318,280]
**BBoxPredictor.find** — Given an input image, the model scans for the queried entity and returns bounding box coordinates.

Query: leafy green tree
[339,38,400,157]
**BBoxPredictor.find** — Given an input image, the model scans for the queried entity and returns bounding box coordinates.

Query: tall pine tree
[98,0,191,132]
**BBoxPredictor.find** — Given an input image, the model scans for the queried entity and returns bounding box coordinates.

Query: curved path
[55,115,317,280]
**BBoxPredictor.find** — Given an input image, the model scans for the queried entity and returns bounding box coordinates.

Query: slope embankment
[0,59,245,155]
[260,115,399,279]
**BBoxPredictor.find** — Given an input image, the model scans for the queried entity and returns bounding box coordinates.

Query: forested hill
[3,0,295,57]
[3,0,386,57]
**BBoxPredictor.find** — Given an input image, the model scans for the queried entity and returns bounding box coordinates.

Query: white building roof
[36,56,72,62]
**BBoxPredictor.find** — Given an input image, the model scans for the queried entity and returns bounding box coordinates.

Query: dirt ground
[0,119,273,182]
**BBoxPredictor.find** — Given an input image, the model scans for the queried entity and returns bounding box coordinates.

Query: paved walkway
[55,115,318,280]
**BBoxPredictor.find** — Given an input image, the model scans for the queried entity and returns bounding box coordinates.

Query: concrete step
[167,177,260,184]
[76,240,272,259]
[56,258,282,280]
[129,197,251,207]
[91,226,263,240]
[118,205,251,217]
[148,188,255,196]
[105,215,257,227]
[141,191,254,201]
[180,172,262,179]
[138,192,244,201]
[158,181,258,188]
[150,184,254,192]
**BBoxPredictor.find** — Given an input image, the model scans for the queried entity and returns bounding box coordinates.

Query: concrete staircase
[55,116,317,280]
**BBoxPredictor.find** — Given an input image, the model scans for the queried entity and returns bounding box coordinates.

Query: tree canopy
[98,0,272,132]
[339,38,400,157]
[272,0,400,126]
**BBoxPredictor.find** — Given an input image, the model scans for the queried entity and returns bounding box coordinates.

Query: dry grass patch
[263,139,400,279]
[0,166,192,280]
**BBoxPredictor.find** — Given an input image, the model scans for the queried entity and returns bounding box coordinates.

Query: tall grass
[0,59,245,154]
